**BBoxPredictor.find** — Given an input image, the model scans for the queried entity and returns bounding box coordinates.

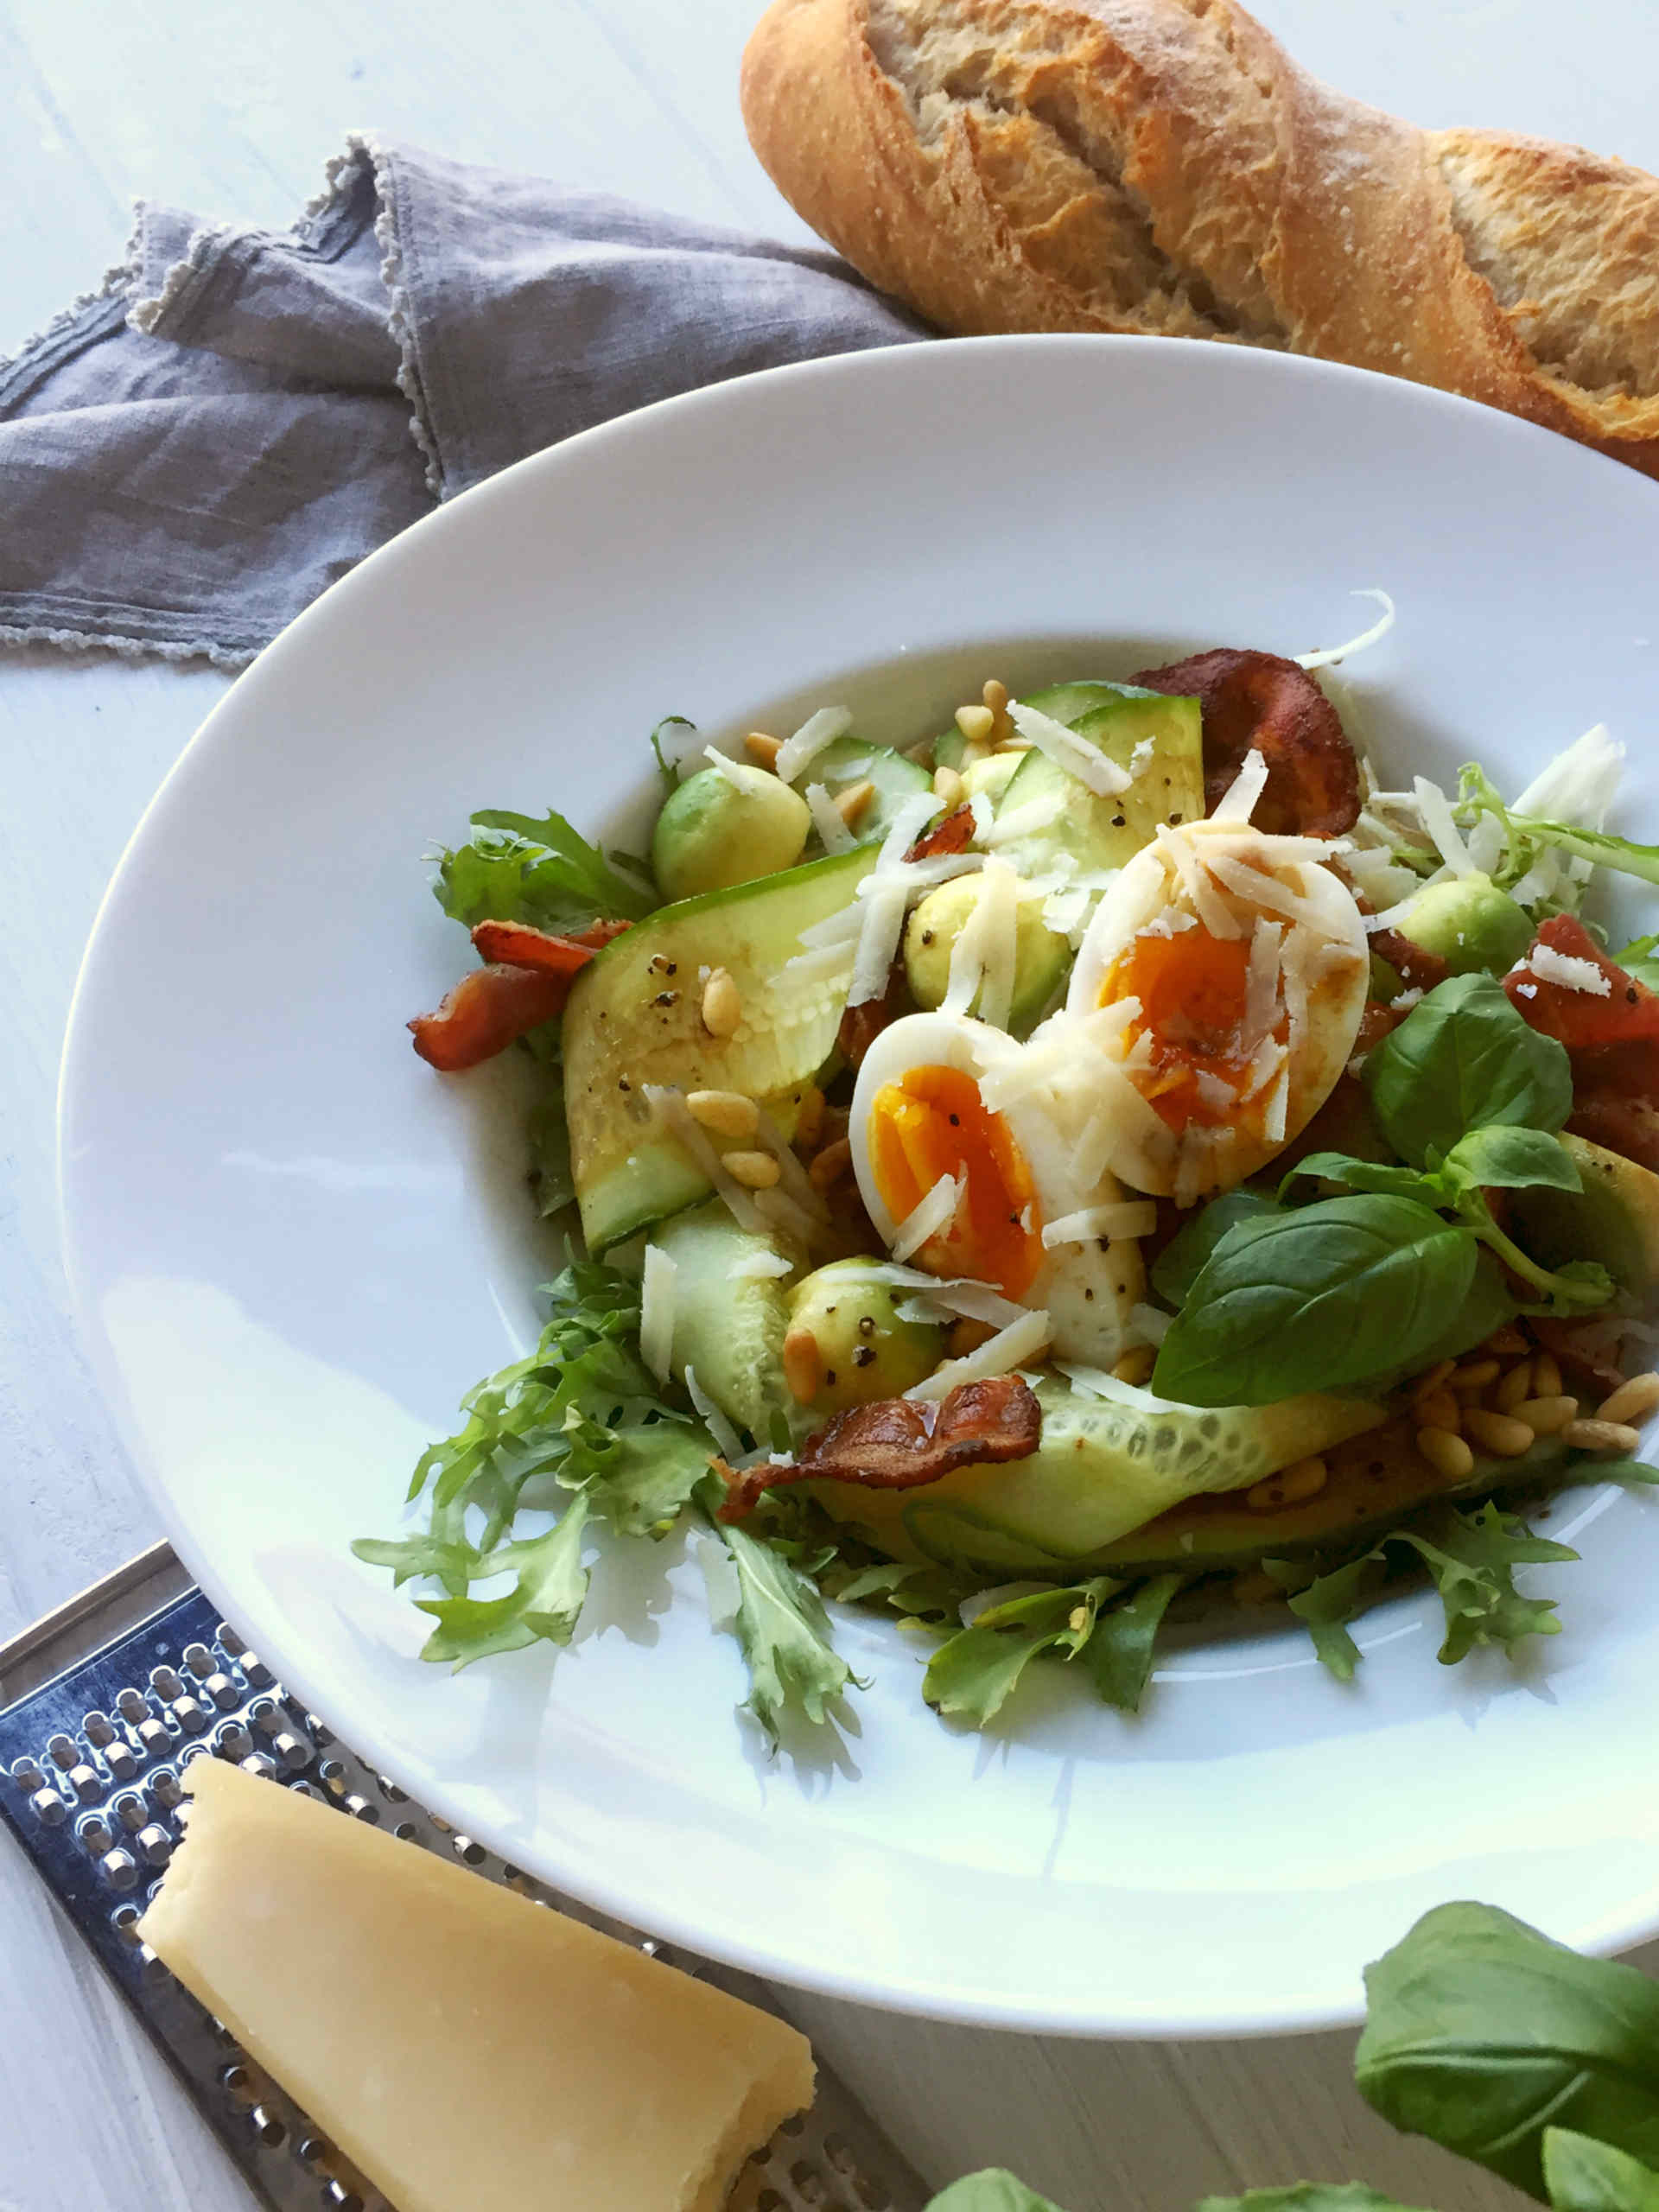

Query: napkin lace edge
[0,617,256,671]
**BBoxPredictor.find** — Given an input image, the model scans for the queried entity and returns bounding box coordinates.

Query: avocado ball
[1394,870,1534,977]
[959,752,1024,805]
[904,874,1071,1034]
[651,762,810,903]
[785,1260,947,1414]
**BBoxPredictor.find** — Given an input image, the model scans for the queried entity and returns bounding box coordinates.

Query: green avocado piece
[902,874,1071,1036]
[1392,871,1534,977]
[1510,1134,1659,1298]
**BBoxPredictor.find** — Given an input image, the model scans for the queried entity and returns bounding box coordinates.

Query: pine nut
[834,779,876,828]
[1450,1358,1501,1392]
[1246,1457,1328,1511]
[1410,1360,1457,1405]
[701,966,741,1038]
[1416,1426,1475,1481]
[933,763,965,808]
[686,1090,759,1141]
[948,1317,996,1359]
[791,1085,825,1154]
[1563,1418,1643,1454]
[723,1149,779,1190]
[1482,1325,1528,1357]
[783,1328,822,1405]
[1416,1389,1461,1433]
[744,730,782,768]
[982,678,1013,741]
[1463,1408,1536,1459]
[1113,1345,1157,1386]
[1597,1371,1659,1427]
[1494,1362,1534,1414]
[1514,1395,1579,1436]
[807,1137,852,1191]
[954,704,995,745]
[1533,1351,1564,1400]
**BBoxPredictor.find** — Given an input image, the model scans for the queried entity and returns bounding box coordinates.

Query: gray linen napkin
[0,137,925,670]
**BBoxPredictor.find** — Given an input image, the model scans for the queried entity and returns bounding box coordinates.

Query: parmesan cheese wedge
[140,1760,814,2212]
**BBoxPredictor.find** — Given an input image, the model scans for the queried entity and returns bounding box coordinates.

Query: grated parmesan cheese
[1413,777,1478,877]
[1007,702,1132,798]
[981,789,1065,848]
[1263,1062,1290,1144]
[1193,1070,1237,1114]
[683,1364,743,1463]
[773,705,853,783]
[1240,917,1284,1056]
[863,1262,1027,1331]
[890,1173,963,1262]
[1129,1302,1172,1347]
[1210,747,1268,823]
[804,781,856,855]
[639,1245,677,1385]
[1041,1200,1159,1248]
[646,1086,771,1238]
[729,1249,795,1280]
[903,1308,1053,1400]
[969,791,995,842]
[1203,852,1337,937]
[1522,943,1612,996]
[1294,588,1395,672]
[1157,827,1243,938]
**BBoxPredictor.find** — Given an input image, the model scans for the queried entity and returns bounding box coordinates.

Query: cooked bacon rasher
[717,1373,1042,1521]
[409,918,630,1071]
[1133,646,1362,838]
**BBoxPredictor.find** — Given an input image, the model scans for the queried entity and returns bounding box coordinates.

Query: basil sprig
[1153,979,1613,1407]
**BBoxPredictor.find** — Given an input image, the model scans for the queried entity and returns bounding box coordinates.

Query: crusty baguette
[741,0,1659,475]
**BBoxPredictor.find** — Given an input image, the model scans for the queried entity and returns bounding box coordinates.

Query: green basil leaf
[1086,1573,1185,1713]
[1365,974,1574,1166]
[1197,2190,1437,2212]
[925,2172,1071,2212]
[925,1579,1122,1726]
[1444,1125,1583,1197]
[1151,1190,1285,1308]
[1356,1900,1659,2200]
[1281,1153,1446,1205]
[1545,2130,1659,2212]
[1152,1196,1478,1408]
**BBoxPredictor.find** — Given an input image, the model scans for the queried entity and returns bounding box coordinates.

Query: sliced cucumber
[994,685,1204,880]
[797,734,932,849]
[805,1376,1383,1573]
[650,1201,793,1440]
[564,846,873,1252]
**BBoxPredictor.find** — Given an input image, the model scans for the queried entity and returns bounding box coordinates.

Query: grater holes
[791,2161,829,2204]
[856,2175,893,2209]
[248,2104,287,2148]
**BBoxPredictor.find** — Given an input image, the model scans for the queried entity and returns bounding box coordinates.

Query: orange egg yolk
[1107,928,1272,1131]
[868,1065,1043,1299]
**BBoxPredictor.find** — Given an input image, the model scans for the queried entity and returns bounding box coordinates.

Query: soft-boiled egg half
[849,1010,1147,1368]
[1064,819,1370,1200]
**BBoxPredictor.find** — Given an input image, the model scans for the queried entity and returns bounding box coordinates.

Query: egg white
[849,1010,1144,1368]
[1064,826,1370,1198]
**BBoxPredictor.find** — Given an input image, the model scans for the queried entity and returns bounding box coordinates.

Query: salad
[359,608,1659,1739]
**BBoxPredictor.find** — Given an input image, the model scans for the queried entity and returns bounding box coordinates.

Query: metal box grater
[0,1543,931,2212]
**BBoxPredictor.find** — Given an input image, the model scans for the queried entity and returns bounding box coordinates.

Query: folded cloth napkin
[0,137,925,669]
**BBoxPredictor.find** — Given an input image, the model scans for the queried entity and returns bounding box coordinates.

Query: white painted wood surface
[3,4,1658,2207]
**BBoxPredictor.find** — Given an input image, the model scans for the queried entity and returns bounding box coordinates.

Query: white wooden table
[4,4,1657,2206]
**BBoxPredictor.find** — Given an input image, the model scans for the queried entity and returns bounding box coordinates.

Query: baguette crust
[741,0,1659,474]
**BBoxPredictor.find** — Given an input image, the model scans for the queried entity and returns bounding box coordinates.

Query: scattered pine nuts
[701,966,741,1038]
[1410,1360,1457,1405]
[685,1089,759,1141]
[1533,1352,1564,1400]
[1563,1418,1643,1455]
[954,703,995,745]
[1483,1324,1528,1357]
[1514,1395,1579,1436]
[1416,1388,1461,1433]
[1462,1408,1536,1459]
[723,1149,780,1190]
[933,763,966,809]
[1113,1345,1157,1386]
[834,779,876,829]
[1449,1358,1501,1392]
[1493,1362,1534,1415]
[947,1317,997,1360]
[1416,1427,1475,1481]
[1246,1457,1328,1511]
[1596,1370,1659,1428]
[744,730,782,768]
[782,1328,822,1405]
[982,678,1013,741]
[807,1137,852,1191]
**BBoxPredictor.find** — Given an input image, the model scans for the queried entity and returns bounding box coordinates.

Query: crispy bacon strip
[1131,647,1361,837]
[470,916,632,970]
[1504,914,1659,1169]
[410,917,630,1071]
[836,957,908,1070]
[904,803,975,862]
[1369,926,1451,995]
[717,1374,1041,1521]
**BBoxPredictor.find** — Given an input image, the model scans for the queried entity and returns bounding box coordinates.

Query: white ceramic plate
[60,338,1659,2037]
